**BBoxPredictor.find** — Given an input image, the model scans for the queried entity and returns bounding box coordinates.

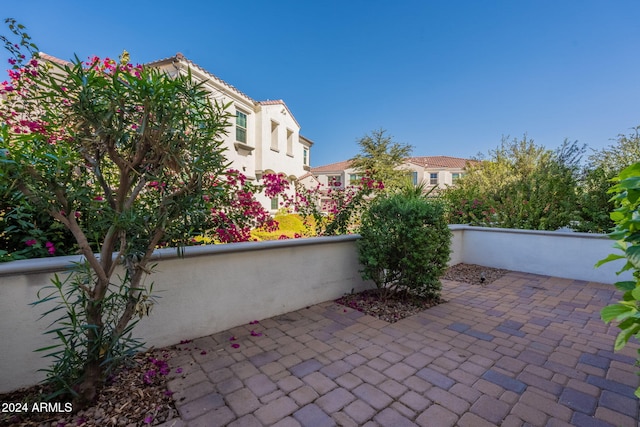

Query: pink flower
[93,196,104,201]
[45,241,56,255]
[231,343,240,349]
[250,330,262,337]
[249,320,260,325]
[25,239,37,246]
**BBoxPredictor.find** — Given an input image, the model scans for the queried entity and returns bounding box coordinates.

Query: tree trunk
[75,359,101,408]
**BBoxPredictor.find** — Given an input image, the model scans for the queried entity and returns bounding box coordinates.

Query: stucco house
[39,52,313,212]
[148,53,313,211]
[311,156,472,192]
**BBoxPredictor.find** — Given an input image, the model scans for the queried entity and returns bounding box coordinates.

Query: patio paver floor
[158,271,640,427]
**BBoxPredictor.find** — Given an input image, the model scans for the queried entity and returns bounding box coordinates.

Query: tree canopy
[350,128,413,191]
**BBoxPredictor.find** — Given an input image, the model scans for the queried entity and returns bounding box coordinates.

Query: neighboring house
[40,52,314,212]
[149,53,313,211]
[311,156,472,192]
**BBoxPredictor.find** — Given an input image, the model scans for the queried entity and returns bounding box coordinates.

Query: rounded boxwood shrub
[358,191,452,299]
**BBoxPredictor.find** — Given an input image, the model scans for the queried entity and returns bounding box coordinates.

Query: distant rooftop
[311,156,473,173]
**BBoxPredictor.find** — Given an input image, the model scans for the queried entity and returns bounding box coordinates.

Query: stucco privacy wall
[0,227,629,393]
[0,236,371,393]
[453,225,633,284]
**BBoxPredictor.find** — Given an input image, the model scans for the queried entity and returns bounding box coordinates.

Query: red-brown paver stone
[415,404,457,427]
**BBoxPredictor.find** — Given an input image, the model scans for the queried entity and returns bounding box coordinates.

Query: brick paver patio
[158,271,640,427]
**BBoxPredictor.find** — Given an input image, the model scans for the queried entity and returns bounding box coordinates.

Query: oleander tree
[0,20,233,405]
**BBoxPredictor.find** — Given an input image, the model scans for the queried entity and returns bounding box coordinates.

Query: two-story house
[39,52,313,211]
[148,53,313,211]
[311,156,472,192]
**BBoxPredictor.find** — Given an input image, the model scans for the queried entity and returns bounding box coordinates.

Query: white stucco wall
[454,225,632,284]
[0,226,629,393]
[0,236,371,393]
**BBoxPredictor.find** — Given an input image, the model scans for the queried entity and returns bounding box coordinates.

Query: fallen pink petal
[231,343,240,349]
[200,350,207,355]
[229,336,237,341]
[250,330,262,337]
[175,368,183,374]
[249,320,259,325]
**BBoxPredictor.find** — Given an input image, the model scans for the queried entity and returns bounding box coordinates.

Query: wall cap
[0,234,361,277]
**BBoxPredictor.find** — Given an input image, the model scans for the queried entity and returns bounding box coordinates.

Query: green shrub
[596,162,640,398]
[357,191,451,299]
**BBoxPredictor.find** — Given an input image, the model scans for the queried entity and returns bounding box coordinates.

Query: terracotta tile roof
[147,53,257,105]
[310,160,354,173]
[258,99,300,128]
[408,156,473,169]
[299,135,314,146]
[147,54,301,127]
[38,52,71,66]
[311,156,474,172]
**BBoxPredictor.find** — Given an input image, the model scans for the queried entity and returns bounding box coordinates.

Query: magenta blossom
[45,241,56,255]
[25,239,37,246]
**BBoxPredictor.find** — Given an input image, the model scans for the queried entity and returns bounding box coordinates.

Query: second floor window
[271,121,279,150]
[303,148,309,166]
[236,110,247,143]
[452,172,462,183]
[430,173,438,186]
[349,174,362,185]
[411,171,418,186]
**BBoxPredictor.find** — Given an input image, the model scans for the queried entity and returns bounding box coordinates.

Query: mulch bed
[0,263,508,427]
[0,349,179,427]
[335,263,508,323]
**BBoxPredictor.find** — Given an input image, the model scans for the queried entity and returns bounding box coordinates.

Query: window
[349,173,363,185]
[270,121,279,151]
[328,175,342,187]
[452,172,461,183]
[303,148,309,166]
[270,196,279,210]
[286,129,294,155]
[429,173,438,186]
[235,110,247,143]
[411,171,418,186]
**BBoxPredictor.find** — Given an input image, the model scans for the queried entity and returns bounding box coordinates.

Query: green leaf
[614,324,640,351]
[595,253,625,268]
[601,304,634,323]
[619,163,640,180]
[632,286,640,300]
[626,245,640,269]
[617,177,640,191]
[614,281,637,292]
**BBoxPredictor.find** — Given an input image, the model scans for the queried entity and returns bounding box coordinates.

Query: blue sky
[2,1,639,167]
